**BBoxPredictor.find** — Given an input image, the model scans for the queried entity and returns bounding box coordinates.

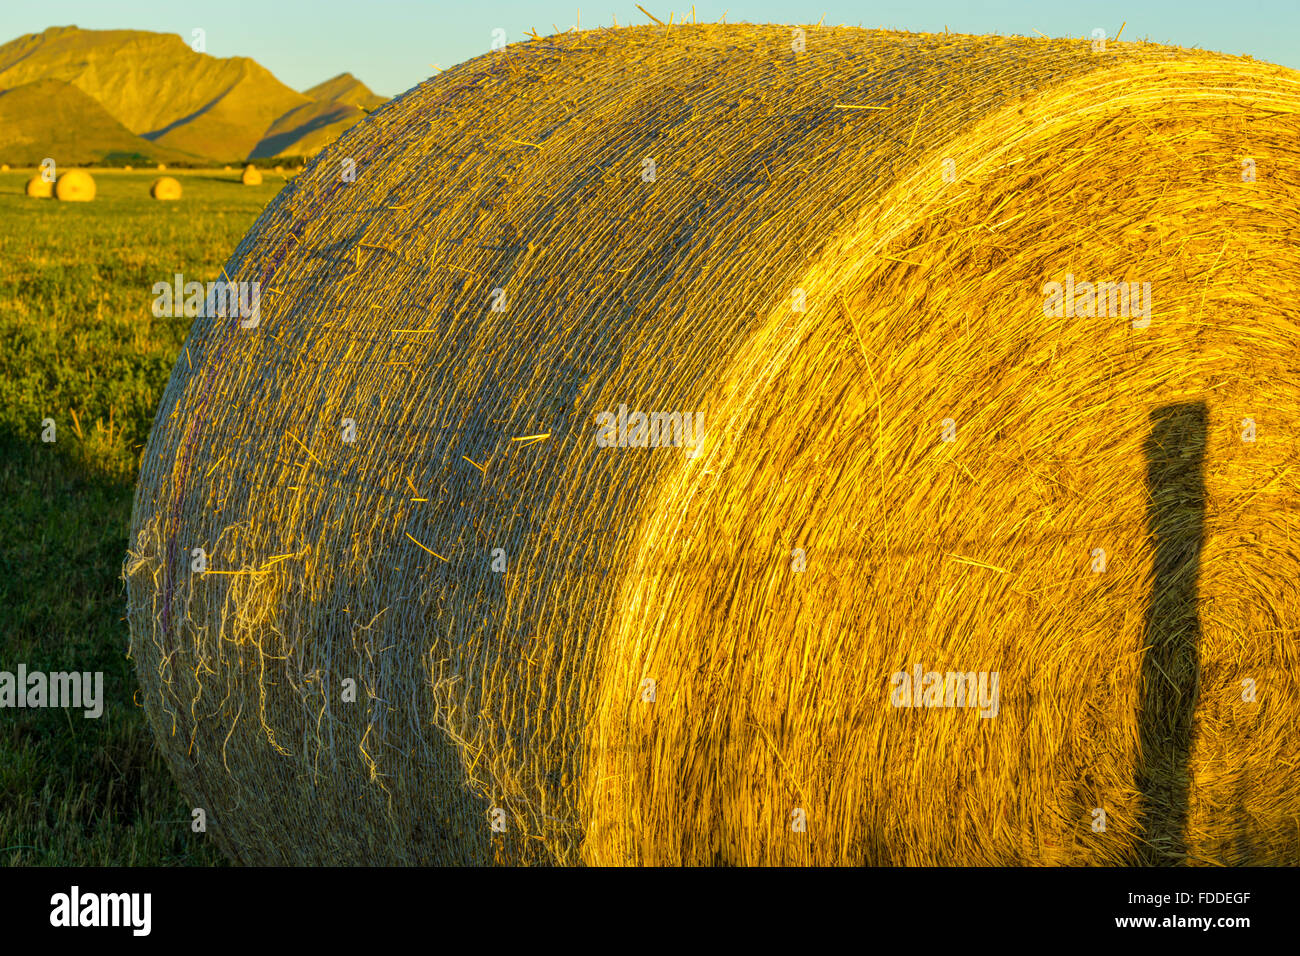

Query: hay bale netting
[150,176,182,200]
[24,175,52,198]
[126,26,1300,866]
[240,164,263,185]
[55,169,96,202]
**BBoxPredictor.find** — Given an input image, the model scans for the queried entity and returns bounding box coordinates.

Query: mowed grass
[0,168,287,864]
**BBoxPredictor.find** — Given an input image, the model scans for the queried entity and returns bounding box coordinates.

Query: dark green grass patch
[0,170,280,865]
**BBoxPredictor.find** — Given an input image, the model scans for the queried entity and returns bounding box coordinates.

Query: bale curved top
[127,25,1300,865]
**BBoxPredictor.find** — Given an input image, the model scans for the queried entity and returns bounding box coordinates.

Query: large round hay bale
[240,164,263,185]
[24,175,51,198]
[150,176,182,200]
[54,169,94,201]
[126,25,1300,866]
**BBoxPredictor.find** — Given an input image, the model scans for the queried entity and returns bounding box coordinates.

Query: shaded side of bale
[125,25,1300,866]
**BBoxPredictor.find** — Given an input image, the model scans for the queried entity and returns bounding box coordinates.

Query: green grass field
[0,168,288,865]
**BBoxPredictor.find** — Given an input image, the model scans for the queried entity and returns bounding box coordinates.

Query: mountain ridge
[0,25,388,164]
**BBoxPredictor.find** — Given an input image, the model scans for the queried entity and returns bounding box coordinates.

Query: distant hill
[0,78,197,166]
[304,73,387,111]
[252,73,387,158]
[253,99,366,159]
[0,26,388,164]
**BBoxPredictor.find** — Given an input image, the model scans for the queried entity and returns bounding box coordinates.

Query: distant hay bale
[224,165,232,171]
[124,164,134,171]
[24,175,52,198]
[1,163,9,172]
[150,176,182,200]
[126,25,1300,867]
[157,162,166,171]
[54,169,94,201]
[273,164,283,173]
[240,164,263,185]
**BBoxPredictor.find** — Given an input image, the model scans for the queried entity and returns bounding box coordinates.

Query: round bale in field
[150,176,182,200]
[54,169,95,201]
[126,25,1300,867]
[240,164,263,185]
[24,175,52,198]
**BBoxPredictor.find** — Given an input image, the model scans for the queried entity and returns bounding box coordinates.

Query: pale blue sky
[2,1,1295,99]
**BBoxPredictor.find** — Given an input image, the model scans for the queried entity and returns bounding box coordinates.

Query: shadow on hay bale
[125,24,1300,866]
[1135,402,1205,865]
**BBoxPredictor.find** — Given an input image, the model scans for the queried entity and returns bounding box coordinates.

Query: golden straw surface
[126,24,1300,865]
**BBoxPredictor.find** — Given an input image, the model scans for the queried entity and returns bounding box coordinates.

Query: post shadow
[1135,402,1207,864]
